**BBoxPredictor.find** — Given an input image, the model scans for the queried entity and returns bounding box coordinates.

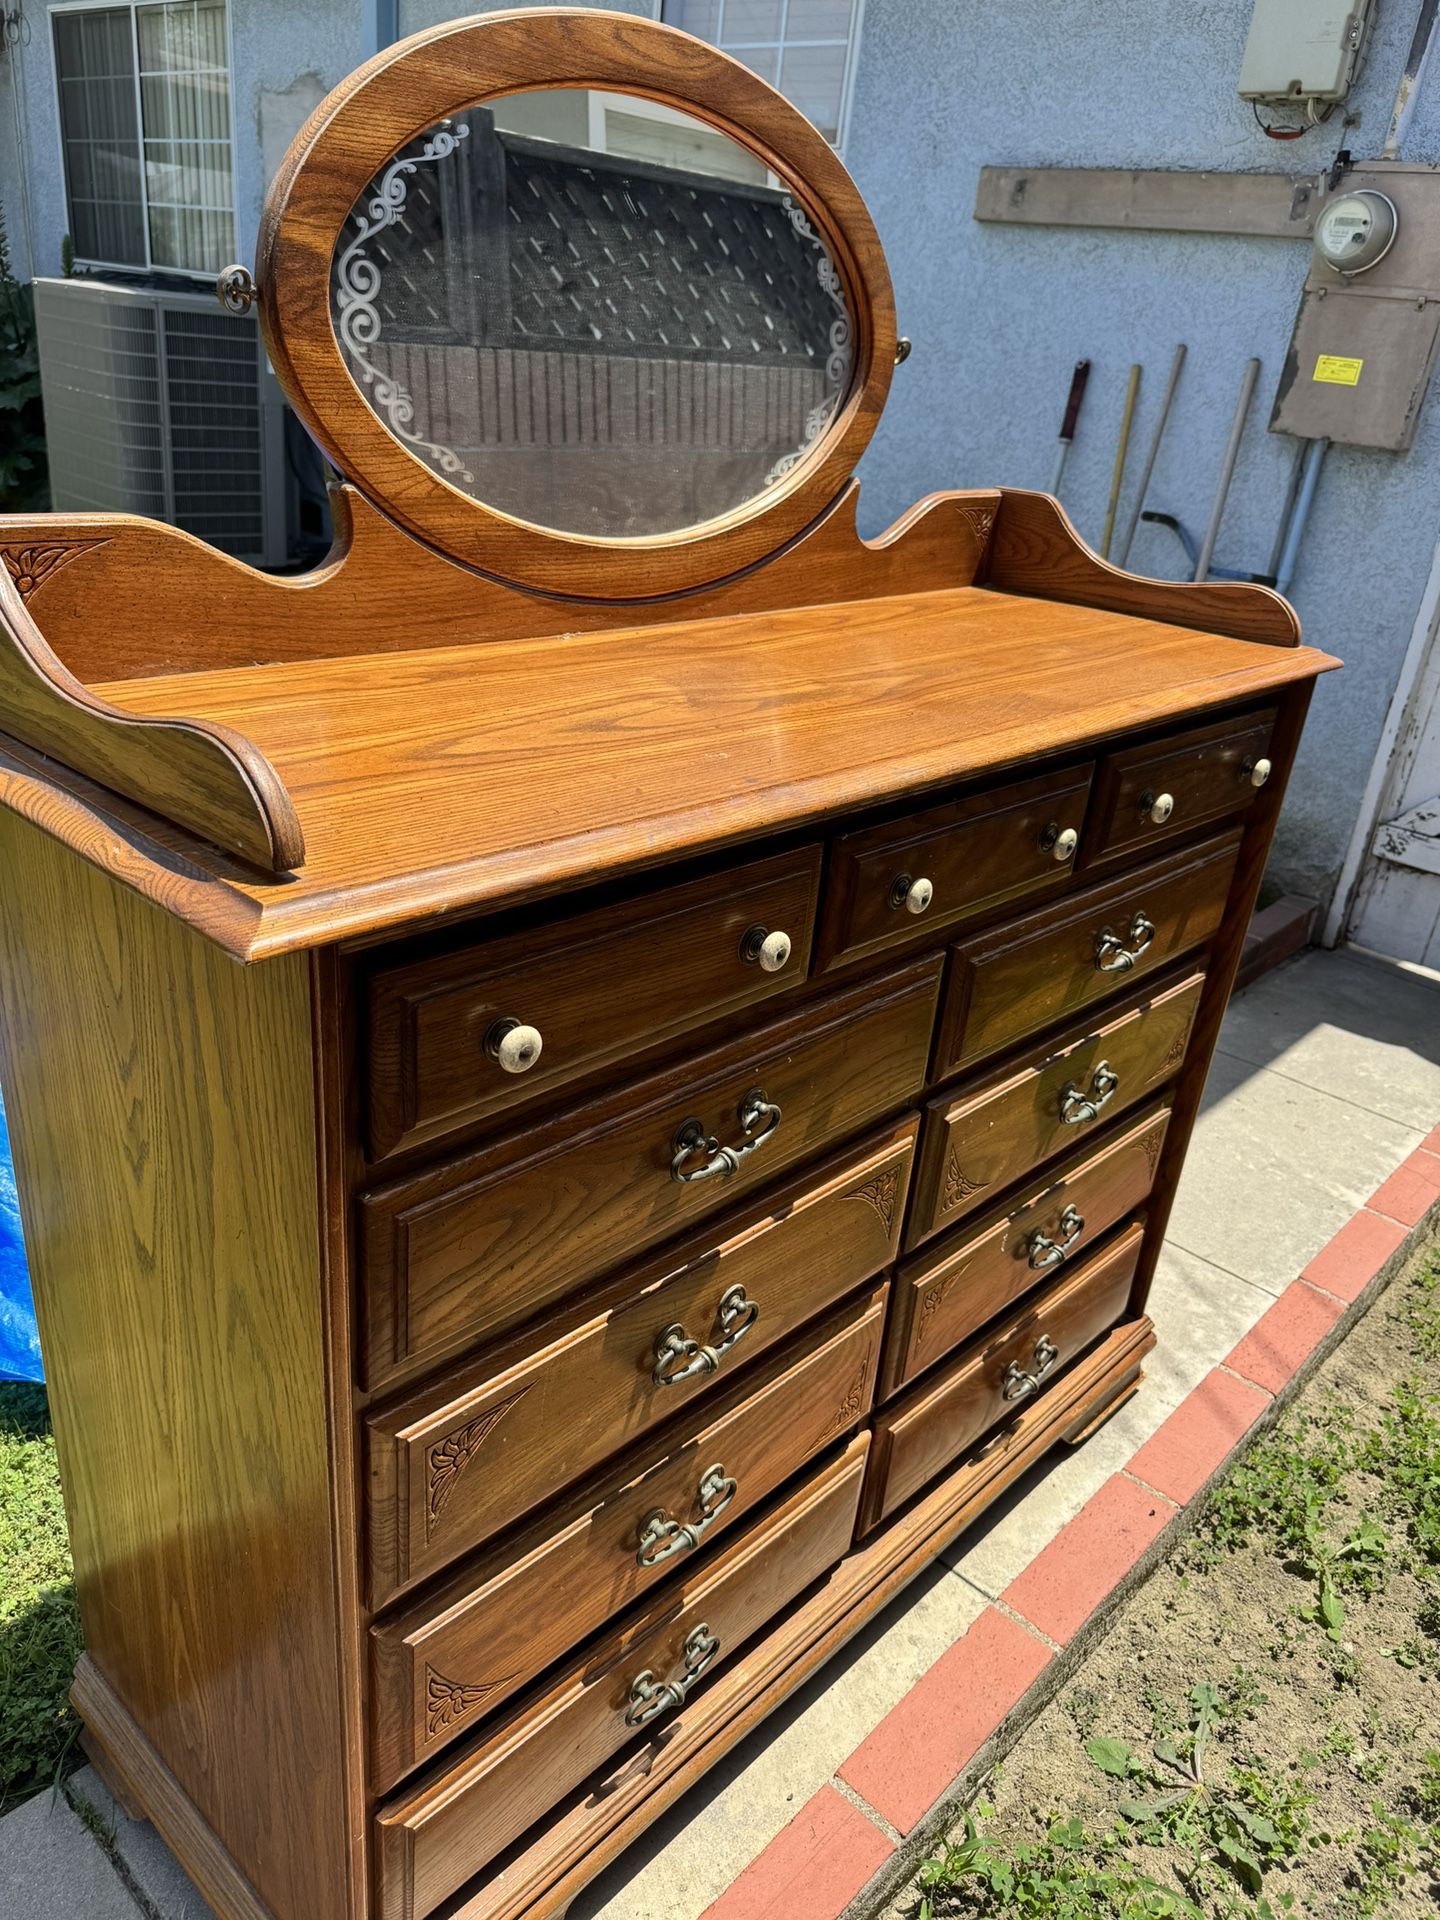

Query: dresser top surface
[49,583,1331,961]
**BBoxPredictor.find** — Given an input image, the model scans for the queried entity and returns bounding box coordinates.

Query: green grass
[0,1383,81,1808]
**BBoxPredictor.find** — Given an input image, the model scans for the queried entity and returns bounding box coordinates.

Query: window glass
[662,0,862,146]
[53,1,234,274]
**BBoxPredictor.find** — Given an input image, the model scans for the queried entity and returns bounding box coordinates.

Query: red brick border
[697,1152,1439,1920]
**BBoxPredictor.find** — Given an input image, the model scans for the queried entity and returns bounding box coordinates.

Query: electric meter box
[1271,162,1440,451]
[1238,0,1374,106]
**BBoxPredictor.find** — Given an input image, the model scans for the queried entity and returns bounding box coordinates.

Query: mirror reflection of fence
[329,90,854,538]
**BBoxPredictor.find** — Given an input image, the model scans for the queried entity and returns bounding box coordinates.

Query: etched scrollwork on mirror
[256,8,895,595]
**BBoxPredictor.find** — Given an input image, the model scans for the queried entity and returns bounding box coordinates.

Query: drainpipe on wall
[361,0,399,57]
[1384,0,1440,157]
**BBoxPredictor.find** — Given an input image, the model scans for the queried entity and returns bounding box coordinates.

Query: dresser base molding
[71,1656,273,1920]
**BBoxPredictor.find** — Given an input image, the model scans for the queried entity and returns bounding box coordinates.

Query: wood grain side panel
[0,816,351,1920]
[365,1120,915,1587]
[369,1287,885,1790]
[360,956,941,1384]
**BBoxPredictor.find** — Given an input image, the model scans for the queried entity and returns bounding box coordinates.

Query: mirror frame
[256,6,896,599]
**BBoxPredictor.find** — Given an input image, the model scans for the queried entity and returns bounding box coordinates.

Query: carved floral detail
[426,1387,530,1536]
[425,1664,508,1740]
[961,503,997,544]
[1164,1025,1190,1069]
[943,1148,987,1212]
[834,1354,871,1429]
[1,540,107,599]
[854,1165,900,1232]
[1142,1128,1164,1180]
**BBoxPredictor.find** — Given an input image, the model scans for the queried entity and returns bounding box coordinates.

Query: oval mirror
[328,88,855,540]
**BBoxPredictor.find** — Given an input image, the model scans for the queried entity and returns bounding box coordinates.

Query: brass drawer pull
[652,1282,759,1386]
[670,1088,782,1183]
[635,1463,738,1567]
[1001,1333,1061,1404]
[1093,911,1156,973]
[623,1621,721,1728]
[1027,1204,1084,1271]
[1060,1059,1119,1125]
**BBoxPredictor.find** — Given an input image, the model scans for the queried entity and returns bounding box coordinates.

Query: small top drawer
[366,847,822,1160]
[1084,708,1276,873]
[816,762,1093,971]
[934,830,1241,1079]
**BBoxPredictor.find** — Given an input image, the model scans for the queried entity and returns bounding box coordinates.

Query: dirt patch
[886,1240,1440,1919]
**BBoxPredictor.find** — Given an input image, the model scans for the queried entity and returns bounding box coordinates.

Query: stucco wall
[844,0,1440,903]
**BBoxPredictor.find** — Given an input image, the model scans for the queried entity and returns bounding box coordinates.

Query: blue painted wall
[843,0,1440,903]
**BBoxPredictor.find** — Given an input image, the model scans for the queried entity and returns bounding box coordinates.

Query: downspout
[1385,0,1440,157]
[360,0,399,58]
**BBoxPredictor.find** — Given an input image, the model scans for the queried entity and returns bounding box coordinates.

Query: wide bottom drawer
[377,1437,870,1920]
[860,1224,1144,1535]
[370,1287,884,1791]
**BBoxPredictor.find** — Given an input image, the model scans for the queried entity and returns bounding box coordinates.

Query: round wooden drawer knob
[1247,757,1272,788]
[1052,827,1079,863]
[486,1017,544,1075]
[1144,791,1175,825]
[742,925,793,972]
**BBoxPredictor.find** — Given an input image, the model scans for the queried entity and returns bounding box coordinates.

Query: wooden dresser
[0,12,1336,1920]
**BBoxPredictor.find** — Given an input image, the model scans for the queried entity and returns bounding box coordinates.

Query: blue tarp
[0,1084,41,1381]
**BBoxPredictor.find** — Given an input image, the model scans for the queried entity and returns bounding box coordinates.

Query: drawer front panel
[935,831,1240,1079]
[360,957,939,1387]
[370,1289,884,1789]
[365,1121,914,1591]
[1085,708,1276,873]
[910,968,1204,1247]
[865,1227,1143,1530]
[367,846,823,1160]
[885,1103,1170,1394]
[377,1439,869,1920]
[816,762,1094,971]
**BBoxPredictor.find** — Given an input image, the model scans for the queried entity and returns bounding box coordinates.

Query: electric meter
[1313,189,1398,275]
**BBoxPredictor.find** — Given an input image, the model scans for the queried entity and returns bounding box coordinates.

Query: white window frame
[50,0,238,281]
[654,0,868,152]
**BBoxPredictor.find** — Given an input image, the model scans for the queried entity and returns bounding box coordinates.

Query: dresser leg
[1061,1365,1144,1446]
[80,1729,148,1825]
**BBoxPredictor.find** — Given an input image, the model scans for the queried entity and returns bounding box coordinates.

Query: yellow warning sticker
[1313,354,1364,386]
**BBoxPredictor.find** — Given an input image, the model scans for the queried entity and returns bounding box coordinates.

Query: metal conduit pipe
[1194,358,1260,583]
[1275,438,1330,598]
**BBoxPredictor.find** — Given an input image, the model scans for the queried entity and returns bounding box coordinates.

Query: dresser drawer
[909,968,1204,1248]
[360,958,938,1388]
[884,1103,1169,1394]
[861,1227,1143,1533]
[366,1118,912,1592]
[815,761,1093,971]
[366,846,823,1160]
[369,1286,884,1788]
[376,1437,869,1920]
[935,831,1240,1079]
[1084,708,1276,874]
[365,1120,912,1590]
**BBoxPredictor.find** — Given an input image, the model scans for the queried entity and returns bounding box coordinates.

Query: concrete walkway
[2,944,1438,1920]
